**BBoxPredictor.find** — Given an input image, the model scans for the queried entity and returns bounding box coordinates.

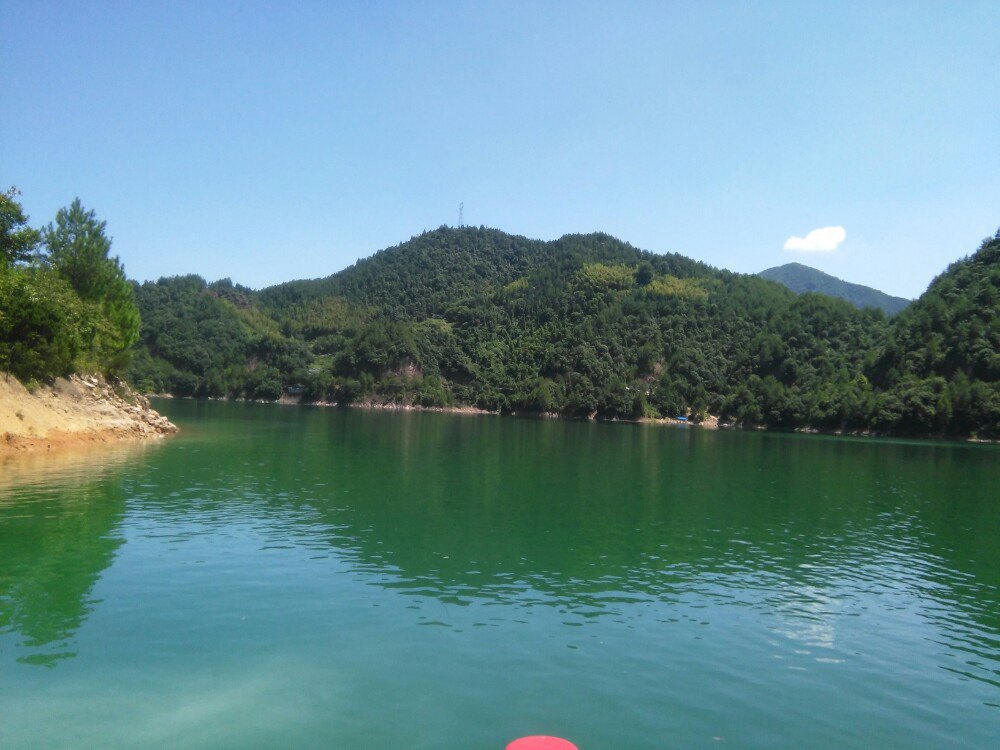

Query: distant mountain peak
[758,263,910,315]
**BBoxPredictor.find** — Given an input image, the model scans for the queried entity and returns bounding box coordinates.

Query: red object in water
[506,737,579,750]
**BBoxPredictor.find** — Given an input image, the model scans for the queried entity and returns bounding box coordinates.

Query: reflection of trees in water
[212,410,998,687]
[0,445,145,666]
[111,405,1000,686]
[218,411,1000,622]
[13,401,992,682]
[336,418,1000,688]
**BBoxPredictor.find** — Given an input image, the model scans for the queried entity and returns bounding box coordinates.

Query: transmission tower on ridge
[459,202,464,227]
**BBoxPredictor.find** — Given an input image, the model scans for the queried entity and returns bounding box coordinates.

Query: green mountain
[869,233,1000,435]
[758,262,911,315]
[126,227,1000,437]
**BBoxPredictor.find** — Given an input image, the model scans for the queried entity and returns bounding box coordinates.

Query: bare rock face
[0,373,177,454]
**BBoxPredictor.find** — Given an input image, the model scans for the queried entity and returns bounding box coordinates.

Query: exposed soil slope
[0,373,177,455]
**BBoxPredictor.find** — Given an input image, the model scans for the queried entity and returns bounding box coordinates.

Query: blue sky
[3,1,998,298]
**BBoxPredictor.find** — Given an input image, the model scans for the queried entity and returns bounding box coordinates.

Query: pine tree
[43,199,140,373]
[0,187,41,266]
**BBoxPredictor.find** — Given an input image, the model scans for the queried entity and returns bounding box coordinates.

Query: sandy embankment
[0,373,177,455]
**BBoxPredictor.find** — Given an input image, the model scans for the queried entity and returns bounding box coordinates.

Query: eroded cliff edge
[0,373,177,455]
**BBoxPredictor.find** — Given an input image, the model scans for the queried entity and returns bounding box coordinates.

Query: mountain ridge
[758,262,911,315]
[125,226,1000,437]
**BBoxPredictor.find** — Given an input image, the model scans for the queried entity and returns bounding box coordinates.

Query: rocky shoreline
[0,373,177,455]
[143,391,994,443]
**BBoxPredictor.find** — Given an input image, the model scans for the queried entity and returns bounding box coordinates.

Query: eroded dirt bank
[0,373,177,455]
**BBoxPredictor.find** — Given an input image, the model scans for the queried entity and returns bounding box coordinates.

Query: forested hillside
[870,234,1000,435]
[127,276,312,399]
[759,262,911,315]
[125,226,999,437]
[5,183,995,440]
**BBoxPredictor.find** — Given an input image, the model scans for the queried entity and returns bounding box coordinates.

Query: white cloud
[784,226,846,252]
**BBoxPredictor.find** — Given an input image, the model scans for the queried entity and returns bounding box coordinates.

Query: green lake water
[1,400,998,749]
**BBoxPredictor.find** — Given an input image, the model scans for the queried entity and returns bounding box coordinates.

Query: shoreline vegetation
[1,189,177,455]
[126,227,1000,441]
[151,392,997,444]
[3,190,998,445]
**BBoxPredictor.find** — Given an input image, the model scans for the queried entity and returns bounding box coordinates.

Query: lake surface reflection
[1,401,998,748]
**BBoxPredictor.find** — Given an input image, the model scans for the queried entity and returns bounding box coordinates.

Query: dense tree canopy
[0,266,87,380]
[127,275,312,398]
[42,199,140,374]
[1,187,41,267]
[4,185,994,439]
[127,226,1000,438]
[868,231,1000,435]
[0,193,142,380]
